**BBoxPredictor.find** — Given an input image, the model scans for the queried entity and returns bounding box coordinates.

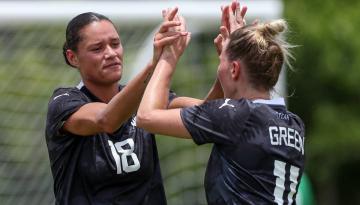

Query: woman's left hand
[214,0,247,56]
[221,0,247,34]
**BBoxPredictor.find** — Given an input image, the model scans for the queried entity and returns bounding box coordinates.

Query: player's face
[75,20,123,86]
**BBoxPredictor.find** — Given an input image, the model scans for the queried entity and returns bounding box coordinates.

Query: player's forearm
[168,78,224,109]
[137,58,175,126]
[204,78,224,101]
[168,97,203,109]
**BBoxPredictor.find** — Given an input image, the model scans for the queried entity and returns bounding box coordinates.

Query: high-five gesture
[160,8,191,66]
[152,7,188,67]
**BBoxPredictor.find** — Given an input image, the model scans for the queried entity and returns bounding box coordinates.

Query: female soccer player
[137,2,306,204]
[45,10,191,205]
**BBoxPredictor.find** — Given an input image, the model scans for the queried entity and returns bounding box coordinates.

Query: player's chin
[104,67,122,79]
[108,72,122,83]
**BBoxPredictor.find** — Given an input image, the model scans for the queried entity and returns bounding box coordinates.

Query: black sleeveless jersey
[45,85,169,205]
[180,98,305,205]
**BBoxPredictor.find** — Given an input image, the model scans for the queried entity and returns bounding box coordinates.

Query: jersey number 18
[108,139,141,174]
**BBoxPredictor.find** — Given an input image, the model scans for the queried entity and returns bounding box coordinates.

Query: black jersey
[45,84,169,205]
[180,98,305,205]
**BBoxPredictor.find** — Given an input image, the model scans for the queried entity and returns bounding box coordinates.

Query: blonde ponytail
[257,19,287,37]
[226,19,295,91]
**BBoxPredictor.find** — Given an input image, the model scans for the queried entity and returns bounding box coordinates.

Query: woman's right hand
[159,9,191,67]
[152,7,188,67]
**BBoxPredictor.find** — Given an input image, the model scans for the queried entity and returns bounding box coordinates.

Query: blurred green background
[285,0,360,204]
[0,0,359,204]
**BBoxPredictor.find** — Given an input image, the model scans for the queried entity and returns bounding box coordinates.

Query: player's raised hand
[214,25,232,55]
[167,14,190,57]
[214,33,223,56]
[152,7,187,66]
[220,0,247,34]
[215,0,247,55]
[162,7,191,47]
[231,0,247,31]
[220,5,230,33]
[161,9,191,66]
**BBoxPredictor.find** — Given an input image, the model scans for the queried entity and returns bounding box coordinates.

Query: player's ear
[66,49,80,68]
[230,60,241,81]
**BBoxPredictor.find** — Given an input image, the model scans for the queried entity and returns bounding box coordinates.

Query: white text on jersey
[269,126,304,155]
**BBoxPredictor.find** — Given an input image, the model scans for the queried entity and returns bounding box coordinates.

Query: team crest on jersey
[219,99,235,109]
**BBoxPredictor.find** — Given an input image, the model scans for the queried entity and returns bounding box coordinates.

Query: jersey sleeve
[180,98,251,145]
[45,88,89,139]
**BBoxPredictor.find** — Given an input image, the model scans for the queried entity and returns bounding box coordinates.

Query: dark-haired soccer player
[45,9,193,205]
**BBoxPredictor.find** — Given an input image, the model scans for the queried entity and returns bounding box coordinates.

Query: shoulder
[206,98,252,115]
[49,87,88,104]
[196,98,249,109]
[51,87,83,99]
[182,98,252,122]
[47,86,89,118]
[46,87,87,138]
[288,111,306,131]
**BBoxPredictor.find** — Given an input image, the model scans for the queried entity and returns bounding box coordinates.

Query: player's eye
[90,46,102,52]
[111,41,120,48]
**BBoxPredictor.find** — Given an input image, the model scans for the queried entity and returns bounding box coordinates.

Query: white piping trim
[76,81,84,90]
[252,98,285,106]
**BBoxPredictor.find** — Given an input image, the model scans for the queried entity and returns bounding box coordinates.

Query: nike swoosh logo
[53,93,69,100]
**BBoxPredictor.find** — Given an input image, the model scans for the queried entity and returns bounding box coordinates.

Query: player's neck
[83,81,119,103]
[231,86,270,101]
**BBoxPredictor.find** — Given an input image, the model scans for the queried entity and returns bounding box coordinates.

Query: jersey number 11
[273,160,300,204]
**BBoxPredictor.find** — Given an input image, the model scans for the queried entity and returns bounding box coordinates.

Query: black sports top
[181,98,305,205]
[46,85,167,205]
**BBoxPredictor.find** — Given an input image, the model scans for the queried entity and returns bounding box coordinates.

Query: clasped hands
[152,0,249,67]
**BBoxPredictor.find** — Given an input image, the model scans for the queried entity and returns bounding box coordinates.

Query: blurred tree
[284,0,360,204]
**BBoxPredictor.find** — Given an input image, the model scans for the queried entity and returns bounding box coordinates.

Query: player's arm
[168,81,223,108]
[137,12,192,139]
[137,58,191,139]
[63,9,186,136]
[63,61,158,136]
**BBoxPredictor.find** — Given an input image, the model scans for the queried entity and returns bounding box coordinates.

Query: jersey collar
[76,81,123,103]
[76,81,84,90]
[252,98,286,106]
[77,82,102,103]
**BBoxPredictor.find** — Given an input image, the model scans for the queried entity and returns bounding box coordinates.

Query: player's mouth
[103,62,122,70]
